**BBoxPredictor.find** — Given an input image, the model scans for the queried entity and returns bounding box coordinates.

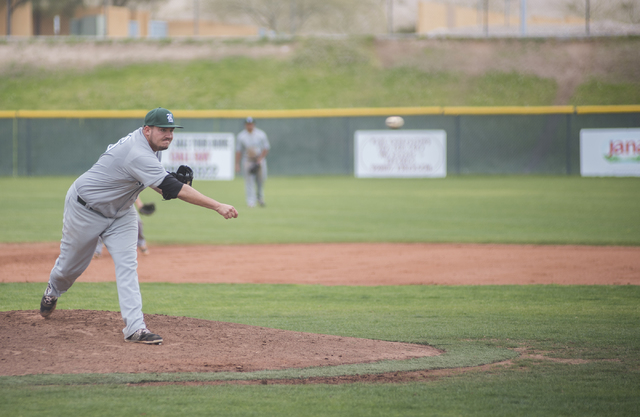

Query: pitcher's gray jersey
[75,128,166,218]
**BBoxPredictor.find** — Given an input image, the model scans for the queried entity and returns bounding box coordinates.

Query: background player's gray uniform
[236,127,270,207]
[46,127,166,338]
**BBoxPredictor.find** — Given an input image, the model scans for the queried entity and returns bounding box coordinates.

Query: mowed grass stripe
[1,176,639,245]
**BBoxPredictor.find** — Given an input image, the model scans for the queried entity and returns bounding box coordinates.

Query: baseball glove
[249,163,260,175]
[139,203,156,216]
[170,165,194,186]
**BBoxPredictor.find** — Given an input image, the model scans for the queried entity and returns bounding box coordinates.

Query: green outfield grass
[1,175,639,416]
[1,176,639,245]
[1,283,639,416]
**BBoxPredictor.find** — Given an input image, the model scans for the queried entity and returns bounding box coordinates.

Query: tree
[209,0,288,33]
[563,0,626,20]
[5,0,27,35]
[110,0,161,8]
[609,0,640,24]
[563,0,640,27]
[7,0,94,19]
[204,0,383,35]
[31,0,86,16]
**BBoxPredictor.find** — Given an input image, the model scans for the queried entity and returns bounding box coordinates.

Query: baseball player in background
[40,108,238,344]
[235,117,270,207]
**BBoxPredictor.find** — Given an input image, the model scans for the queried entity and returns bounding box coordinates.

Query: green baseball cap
[144,107,183,128]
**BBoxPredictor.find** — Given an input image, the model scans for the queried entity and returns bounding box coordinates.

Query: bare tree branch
[205,0,383,34]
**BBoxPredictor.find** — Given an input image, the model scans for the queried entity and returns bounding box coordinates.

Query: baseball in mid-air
[385,116,404,129]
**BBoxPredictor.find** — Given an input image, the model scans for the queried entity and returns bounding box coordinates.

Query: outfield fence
[1,106,639,177]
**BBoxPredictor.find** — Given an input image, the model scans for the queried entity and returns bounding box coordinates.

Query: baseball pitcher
[40,108,238,344]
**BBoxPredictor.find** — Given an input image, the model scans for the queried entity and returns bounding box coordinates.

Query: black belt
[77,196,94,211]
[77,196,105,216]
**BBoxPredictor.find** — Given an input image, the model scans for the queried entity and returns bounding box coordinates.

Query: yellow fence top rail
[15,110,147,118]
[5,108,444,119]
[174,107,445,118]
[575,105,640,114]
[0,106,638,118]
[443,106,575,115]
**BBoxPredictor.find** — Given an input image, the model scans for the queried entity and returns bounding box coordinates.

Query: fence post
[565,113,572,175]
[346,116,352,175]
[26,119,31,176]
[520,0,527,36]
[12,115,18,177]
[455,115,461,175]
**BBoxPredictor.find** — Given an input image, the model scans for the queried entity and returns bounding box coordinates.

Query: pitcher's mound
[0,309,441,377]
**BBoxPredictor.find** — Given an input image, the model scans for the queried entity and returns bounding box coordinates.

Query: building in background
[3,0,639,39]
[0,0,33,36]
[1,1,258,38]
[416,0,640,37]
[417,1,584,35]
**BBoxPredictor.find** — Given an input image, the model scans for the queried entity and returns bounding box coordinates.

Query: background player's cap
[144,108,183,128]
[245,116,255,124]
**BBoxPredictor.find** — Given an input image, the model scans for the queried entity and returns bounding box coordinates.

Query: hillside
[0,36,638,108]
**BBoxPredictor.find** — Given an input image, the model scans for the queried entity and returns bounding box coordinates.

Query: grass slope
[0,58,559,110]
[1,38,638,110]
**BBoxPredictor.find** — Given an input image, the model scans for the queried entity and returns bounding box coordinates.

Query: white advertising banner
[354,130,447,178]
[580,128,640,177]
[163,132,235,180]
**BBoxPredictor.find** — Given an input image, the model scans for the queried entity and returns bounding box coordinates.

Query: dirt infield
[1,242,638,381]
[2,242,638,286]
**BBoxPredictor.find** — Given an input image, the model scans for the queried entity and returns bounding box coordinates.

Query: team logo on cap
[167,114,174,123]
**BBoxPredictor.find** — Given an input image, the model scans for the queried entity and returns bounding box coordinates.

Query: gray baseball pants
[46,186,146,339]
[243,160,267,207]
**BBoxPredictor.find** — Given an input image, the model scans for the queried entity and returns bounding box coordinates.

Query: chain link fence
[416,0,640,38]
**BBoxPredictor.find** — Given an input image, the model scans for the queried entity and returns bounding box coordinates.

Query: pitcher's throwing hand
[218,204,239,219]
